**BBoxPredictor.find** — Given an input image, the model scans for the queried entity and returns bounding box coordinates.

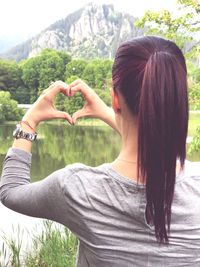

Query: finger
[70,84,91,99]
[72,108,89,124]
[72,109,84,124]
[69,79,91,96]
[40,88,49,95]
[69,79,83,87]
[46,81,70,99]
[54,111,73,124]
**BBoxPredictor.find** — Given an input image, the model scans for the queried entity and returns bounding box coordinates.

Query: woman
[0,36,200,266]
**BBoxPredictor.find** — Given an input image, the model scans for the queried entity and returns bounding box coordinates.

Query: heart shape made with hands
[40,79,106,126]
[23,79,109,130]
[67,79,103,124]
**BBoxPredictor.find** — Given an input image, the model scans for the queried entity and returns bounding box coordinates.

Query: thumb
[72,108,87,124]
[54,111,73,124]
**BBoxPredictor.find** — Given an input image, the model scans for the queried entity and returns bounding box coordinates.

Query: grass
[0,221,78,267]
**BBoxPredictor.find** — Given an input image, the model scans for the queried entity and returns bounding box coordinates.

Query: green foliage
[83,59,113,89]
[57,50,71,66]
[0,60,23,90]
[135,10,192,49]
[188,83,200,110]
[0,91,24,123]
[21,49,71,103]
[1,221,78,267]
[189,126,200,154]
[20,56,41,103]
[65,59,88,79]
[83,61,97,88]
[0,59,25,102]
[1,224,24,267]
[95,88,111,106]
[38,49,67,89]
[193,68,200,83]
[179,0,200,15]
[25,221,78,267]
[135,0,200,53]
[0,50,113,119]
[187,60,199,78]
[94,59,113,89]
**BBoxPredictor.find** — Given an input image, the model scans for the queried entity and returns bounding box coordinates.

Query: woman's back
[1,148,200,266]
[28,158,199,266]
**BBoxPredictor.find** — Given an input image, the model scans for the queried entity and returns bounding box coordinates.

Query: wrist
[22,115,38,131]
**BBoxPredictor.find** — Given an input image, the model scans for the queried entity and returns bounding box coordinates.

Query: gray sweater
[0,148,200,267]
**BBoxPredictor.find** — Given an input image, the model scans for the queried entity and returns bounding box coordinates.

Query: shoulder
[53,163,110,190]
[55,163,109,177]
[52,163,111,211]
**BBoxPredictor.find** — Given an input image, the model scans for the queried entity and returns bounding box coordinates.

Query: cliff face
[1,3,143,61]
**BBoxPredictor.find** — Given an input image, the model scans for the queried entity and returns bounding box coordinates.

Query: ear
[111,88,120,113]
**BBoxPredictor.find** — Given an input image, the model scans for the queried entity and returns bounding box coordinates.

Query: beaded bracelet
[19,121,36,132]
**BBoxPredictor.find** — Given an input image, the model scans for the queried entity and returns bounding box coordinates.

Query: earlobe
[111,89,121,113]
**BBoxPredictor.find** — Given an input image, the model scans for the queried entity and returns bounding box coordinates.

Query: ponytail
[138,51,188,243]
[112,36,188,244]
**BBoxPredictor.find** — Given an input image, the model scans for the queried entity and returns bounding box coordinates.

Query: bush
[189,126,200,154]
[0,91,24,123]
[188,82,200,110]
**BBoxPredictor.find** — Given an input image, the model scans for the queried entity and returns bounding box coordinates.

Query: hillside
[0,3,143,61]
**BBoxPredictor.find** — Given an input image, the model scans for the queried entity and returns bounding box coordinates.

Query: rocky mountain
[0,3,143,61]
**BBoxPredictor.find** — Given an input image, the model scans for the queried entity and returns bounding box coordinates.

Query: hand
[70,79,110,124]
[23,81,73,129]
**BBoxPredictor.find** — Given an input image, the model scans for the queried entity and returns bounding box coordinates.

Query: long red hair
[112,36,188,243]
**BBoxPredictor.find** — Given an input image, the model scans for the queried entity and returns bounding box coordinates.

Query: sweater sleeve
[0,148,79,228]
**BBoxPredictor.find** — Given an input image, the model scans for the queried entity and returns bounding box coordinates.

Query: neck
[118,117,138,162]
[111,117,145,184]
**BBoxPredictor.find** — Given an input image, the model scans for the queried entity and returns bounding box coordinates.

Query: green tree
[21,49,71,103]
[38,49,67,89]
[189,126,200,154]
[20,57,41,103]
[94,59,112,89]
[0,59,25,102]
[83,61,96,88]
[83,59,112,90]
[65,59,88,80]
[0,91,24,122]
[135,0,200,53]
[193,68,200,83]
[57,51,71,66]
[189,82,200,110]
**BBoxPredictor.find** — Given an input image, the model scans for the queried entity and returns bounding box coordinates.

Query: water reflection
[0,123,199,182]
[0,123,121,182]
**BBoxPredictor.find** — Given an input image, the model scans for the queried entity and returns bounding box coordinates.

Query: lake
[0,122,121,182]
[0,122,200,179]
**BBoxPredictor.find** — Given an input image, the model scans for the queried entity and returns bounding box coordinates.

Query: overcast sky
[0,0,177,39]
